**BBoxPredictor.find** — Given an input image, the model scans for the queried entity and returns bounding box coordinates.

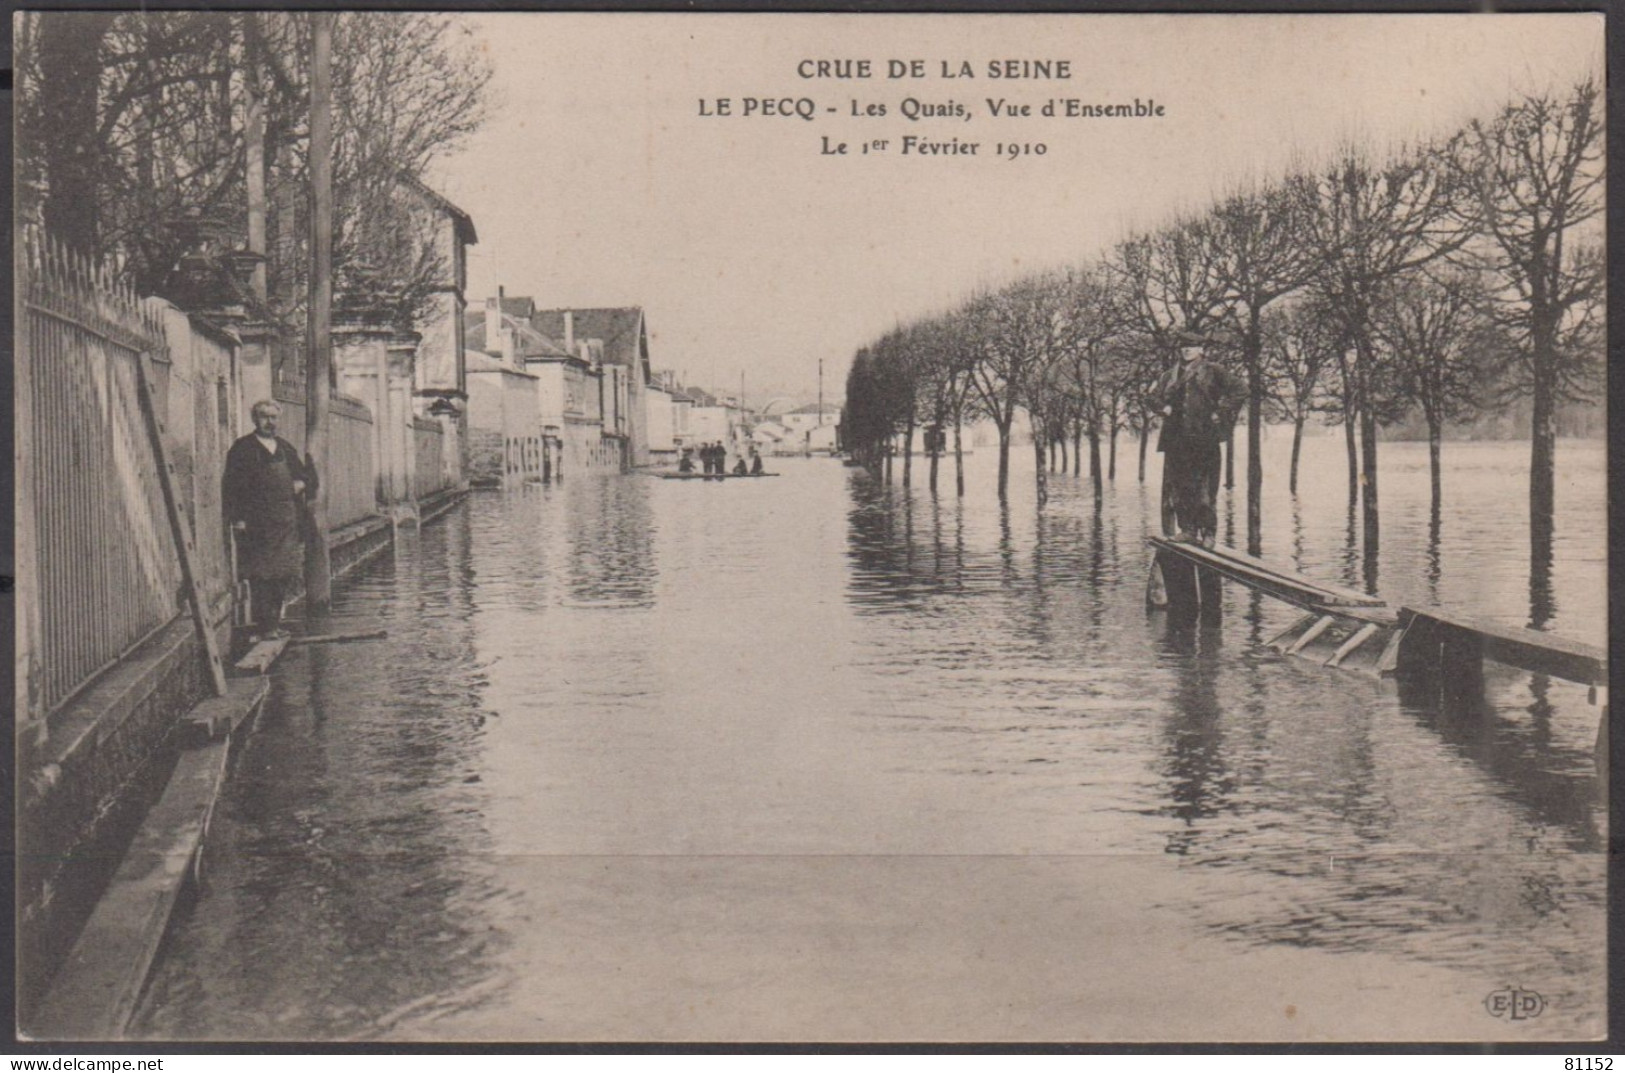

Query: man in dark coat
[223,400,318,638]
[1155,332,1242,546]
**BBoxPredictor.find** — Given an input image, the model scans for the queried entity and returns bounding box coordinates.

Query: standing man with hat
[1155,330,1242,547]
[223,399,319,639]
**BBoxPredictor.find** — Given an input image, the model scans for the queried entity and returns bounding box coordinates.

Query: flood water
[134,432,1607,1042]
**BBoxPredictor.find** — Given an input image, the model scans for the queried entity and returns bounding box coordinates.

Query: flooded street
[134,434,1606,1042]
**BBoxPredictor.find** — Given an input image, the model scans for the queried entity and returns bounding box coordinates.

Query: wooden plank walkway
[1145,537,1606,698]
[1146,537,1389,616]
[1396,607,1607,688]
[232,636,290,676]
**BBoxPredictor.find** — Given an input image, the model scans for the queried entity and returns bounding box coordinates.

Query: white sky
[430,13,1602,403]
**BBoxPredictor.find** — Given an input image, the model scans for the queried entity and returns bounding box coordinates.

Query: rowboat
[656,471,779,480]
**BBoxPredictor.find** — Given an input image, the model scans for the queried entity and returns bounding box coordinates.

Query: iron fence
[17,230,183,719]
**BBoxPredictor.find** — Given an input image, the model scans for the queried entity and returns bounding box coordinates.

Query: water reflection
[135,439,1605,1040]
[1341,500,1360,592]
[1395,668,1601,851]
[565,475,657,608]
[841,441,1601,1025]
[136,512,507,1039]
[1157,623,1235,857]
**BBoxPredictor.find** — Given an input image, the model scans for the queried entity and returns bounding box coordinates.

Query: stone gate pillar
[388,330,421,518]
[332,313,394,511]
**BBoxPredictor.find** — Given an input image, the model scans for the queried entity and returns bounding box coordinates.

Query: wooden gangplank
[1396,607,1607,688]
[1147,537,1388,616]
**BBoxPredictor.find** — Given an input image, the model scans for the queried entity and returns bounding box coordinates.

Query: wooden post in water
[303,12,335,610]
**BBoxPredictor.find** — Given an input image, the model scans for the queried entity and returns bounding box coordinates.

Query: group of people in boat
[677,442,764,476]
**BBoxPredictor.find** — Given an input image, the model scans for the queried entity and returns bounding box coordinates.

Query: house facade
[644,381,678,460]
[398,174,478,488]
[784,403,842,453]
[530,307,653,468]
[464,295,556,485]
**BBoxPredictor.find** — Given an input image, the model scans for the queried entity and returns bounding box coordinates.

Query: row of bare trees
[844,79,1602,577]
[15,12,492,327]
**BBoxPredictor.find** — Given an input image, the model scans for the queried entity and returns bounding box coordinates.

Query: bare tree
[1371,267,1496,513]
[1052,263,1128,500]
[1451,78,1604,585]
[15,11,493,326]
[964,276,1068,501]
[1260,300,1339,495]
[1303,140,1467,565]
[1203,179,1319,553]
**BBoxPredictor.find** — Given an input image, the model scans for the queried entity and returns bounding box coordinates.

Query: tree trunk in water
[1074,425,1084,482]
[1247,353,1264,556]
[1138,423,1149,483]
[1108,427,1118,482]
[1530,365,1557,536]
[954,416,965,497]
[1428,421,1442,521]
[1033,437,1048,508]
[1529,363,1556,626]
[1359,405,1380,588]
[903,417,916,487]
[929,439,939,493]
[996,421,1011,500]
[1344,410,1359,505]
[1289,417,1304,495]
[1088,430,1103,499]
[1224,430,1236,489]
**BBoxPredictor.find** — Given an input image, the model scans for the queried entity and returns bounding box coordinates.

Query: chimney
[563,310,574,352]
[484,295,501,355]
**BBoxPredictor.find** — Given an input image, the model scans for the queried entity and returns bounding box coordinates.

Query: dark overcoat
[1156,359,1242,454]
[223,433,318,581]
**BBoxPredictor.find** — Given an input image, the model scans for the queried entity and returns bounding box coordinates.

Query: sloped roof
[500,295,536,320]
[531,308,646,369]
[464,314,574,361]
[466,348,537,378]
[789,401,841,415]
[398,172,477,246]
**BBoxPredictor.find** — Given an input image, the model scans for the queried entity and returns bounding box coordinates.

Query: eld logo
[1484,987,1546,1020]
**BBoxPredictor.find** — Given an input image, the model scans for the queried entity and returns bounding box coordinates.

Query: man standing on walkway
[224,400,319,639]
[1156,331,1241,547]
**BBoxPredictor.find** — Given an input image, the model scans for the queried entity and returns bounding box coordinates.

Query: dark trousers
[1163,440,1221,539]
[250,576,290,632]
